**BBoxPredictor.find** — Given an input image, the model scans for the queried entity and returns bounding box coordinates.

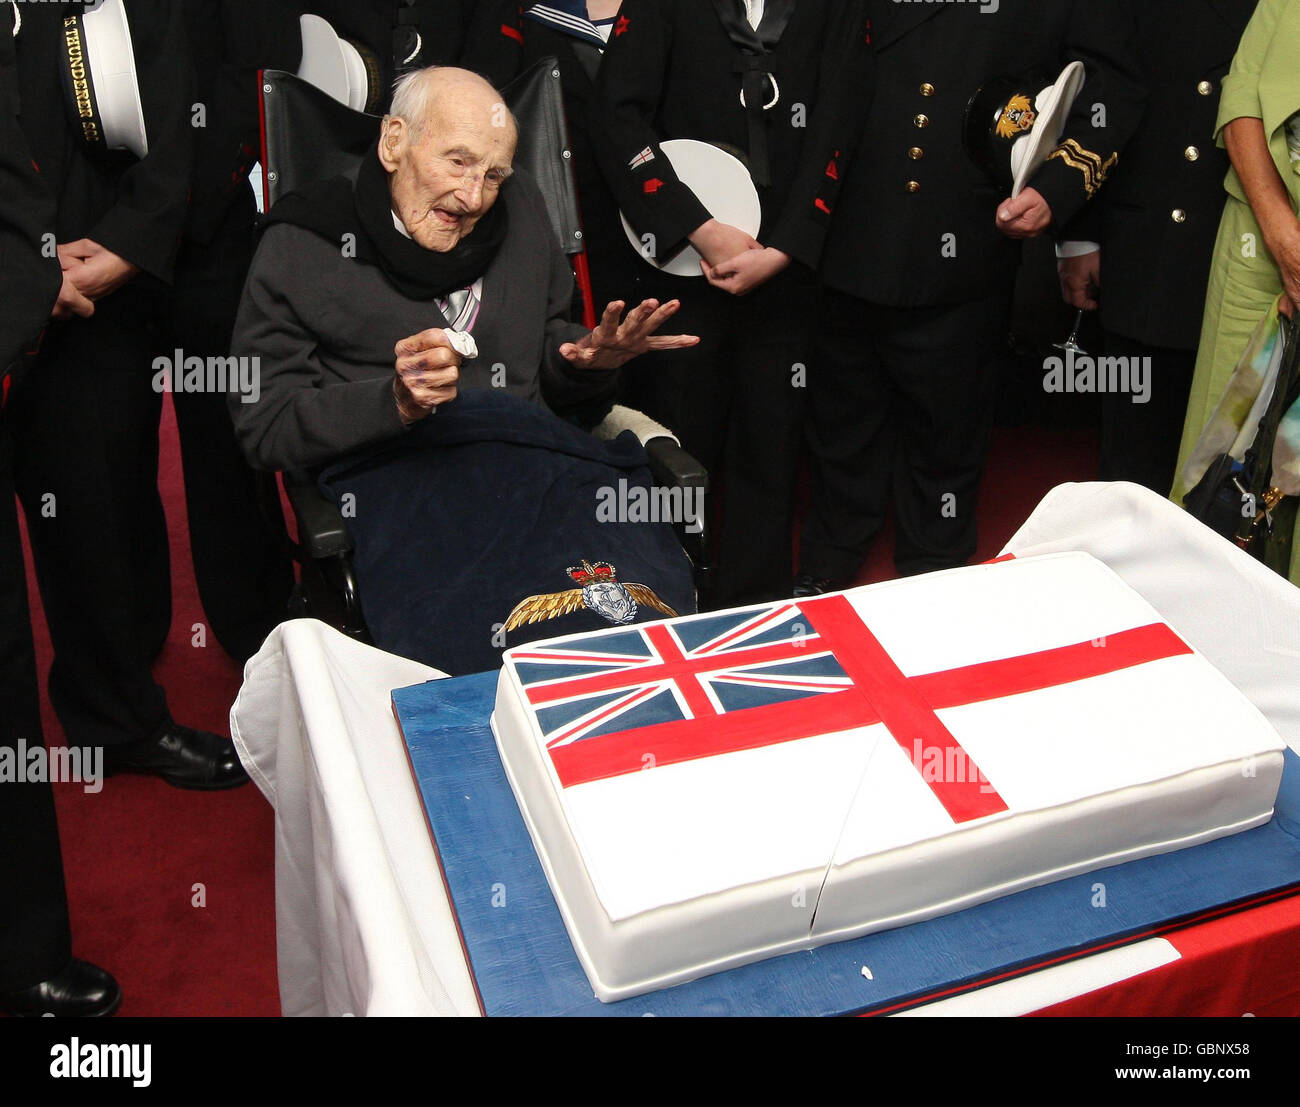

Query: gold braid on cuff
[1047,139,1118,198]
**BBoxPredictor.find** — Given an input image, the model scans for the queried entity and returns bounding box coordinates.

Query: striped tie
[437,277,483,333]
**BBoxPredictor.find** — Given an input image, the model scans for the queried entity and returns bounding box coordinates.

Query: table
[230,483,1300,1016]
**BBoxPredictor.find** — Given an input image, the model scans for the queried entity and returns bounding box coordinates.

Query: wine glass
[1053,309,1089,356]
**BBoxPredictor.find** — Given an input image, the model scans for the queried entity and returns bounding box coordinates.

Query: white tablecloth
[230,622,476,1016]
[230,482,1300,1017]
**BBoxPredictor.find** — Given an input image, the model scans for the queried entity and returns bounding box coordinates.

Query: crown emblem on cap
[995,94,1037,141]
[504,561,679,633]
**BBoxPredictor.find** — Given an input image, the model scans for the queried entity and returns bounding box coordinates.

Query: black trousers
[799,288,1010,581]
[9,286,174,752]
[0,408,72,991]
[8,201,293,752]
[619,263,815,608]
[165,200,294,663]
[1099,331,1195,499]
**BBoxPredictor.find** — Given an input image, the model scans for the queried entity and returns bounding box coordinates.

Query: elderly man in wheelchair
[230,67,701,675]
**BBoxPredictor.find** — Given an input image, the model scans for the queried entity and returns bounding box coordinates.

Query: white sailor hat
[963,61,1086,198]
[297,14,383,115]
[60,0,149,159]
[620,139,762,278]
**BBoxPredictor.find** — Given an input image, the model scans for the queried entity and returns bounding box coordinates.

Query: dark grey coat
[230,172,602,472]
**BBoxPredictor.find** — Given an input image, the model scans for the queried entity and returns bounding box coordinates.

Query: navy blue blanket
[319,390,695,675]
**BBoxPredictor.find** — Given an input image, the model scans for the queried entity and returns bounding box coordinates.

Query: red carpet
[17,396,1097,1017]
[18,395,279,1017]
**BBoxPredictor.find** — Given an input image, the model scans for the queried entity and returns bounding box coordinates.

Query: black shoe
[108,722,249,790]
[1,959,121,1017]
[792,572,845,598]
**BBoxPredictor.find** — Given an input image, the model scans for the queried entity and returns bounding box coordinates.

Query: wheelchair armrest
[591,404,676,446]
[644,435,708,492]
[591,405,708,490]
[282,470,353,560]
[643,434,714,605]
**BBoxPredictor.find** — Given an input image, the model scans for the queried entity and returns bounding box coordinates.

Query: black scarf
[261,146,509,301]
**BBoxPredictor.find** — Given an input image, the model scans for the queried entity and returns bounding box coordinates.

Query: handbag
[1184,313,1300,559]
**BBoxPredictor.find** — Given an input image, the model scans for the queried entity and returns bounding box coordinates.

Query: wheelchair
[255,60,712,641]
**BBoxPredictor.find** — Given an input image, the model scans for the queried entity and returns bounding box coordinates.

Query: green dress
[1173,0,1300,583]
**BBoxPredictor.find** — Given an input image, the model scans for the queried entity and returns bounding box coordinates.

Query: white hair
[386,67,518,143]
[388,68,440,137]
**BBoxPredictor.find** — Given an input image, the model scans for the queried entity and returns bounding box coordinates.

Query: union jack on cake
[490,552,1286,1001]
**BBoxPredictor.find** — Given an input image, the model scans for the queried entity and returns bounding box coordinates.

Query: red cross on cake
[491,552,1286,1001]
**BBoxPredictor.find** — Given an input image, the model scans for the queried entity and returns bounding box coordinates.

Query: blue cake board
[392,672,1300,1017]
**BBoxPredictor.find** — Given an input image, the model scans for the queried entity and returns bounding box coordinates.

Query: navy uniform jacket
[302,0,495,106]
[0,9,69,987]
[588,0,870,266]
[1067,0,1258,351]
[462,3,619,254]
[13,0,195,286]
[185,0,303,245]
[808,0,1146,308]
[461,2,641,308]
[0,7,61,376]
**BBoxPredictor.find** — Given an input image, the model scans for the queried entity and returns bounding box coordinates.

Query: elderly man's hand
[394,328,462,423]
[559,299,700,371]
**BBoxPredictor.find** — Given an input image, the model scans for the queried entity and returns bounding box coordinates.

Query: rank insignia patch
[504,561,679,633]
[1047,138,1118,197]
[628,146,655,170]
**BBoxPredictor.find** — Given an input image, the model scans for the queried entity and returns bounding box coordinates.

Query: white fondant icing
[491,553,1286,1001]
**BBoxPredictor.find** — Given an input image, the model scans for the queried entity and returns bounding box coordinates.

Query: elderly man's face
[381,92,516,252]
